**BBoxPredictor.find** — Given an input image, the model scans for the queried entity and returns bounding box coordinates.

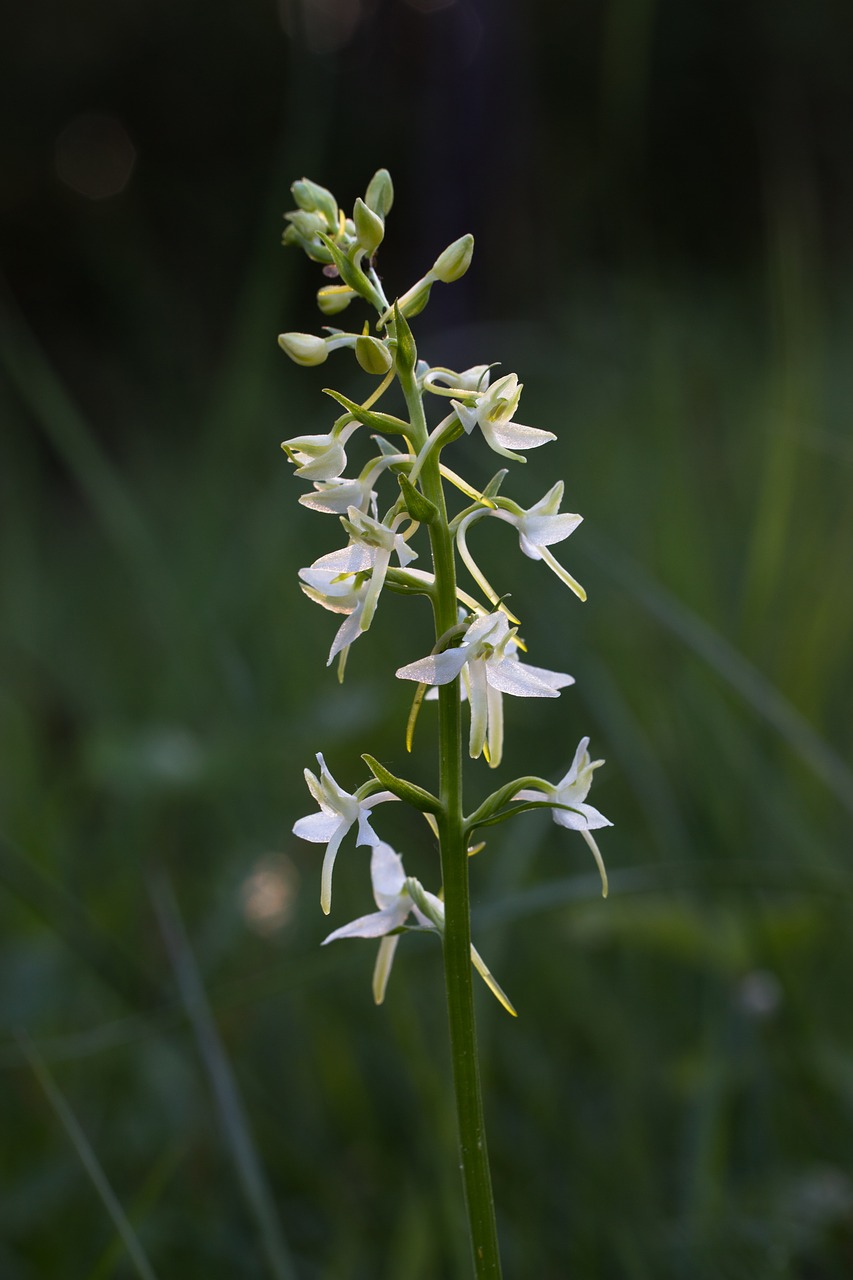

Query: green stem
[397,353,503,1278]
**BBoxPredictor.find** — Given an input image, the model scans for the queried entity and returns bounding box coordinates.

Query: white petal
[322,901,410,942]
[328,606,366,664]
[311,544,374,574]
[553,802,612,832]
[450,399,478,434]
[485,420,556,452]
[555,737,590,789]
[354,807,383,849]
[519,662,575,692]
[369,841,407,905]
[293,812,340,843]
[396,646,470,686]
[521,512,582,547]
[485,658,565,698]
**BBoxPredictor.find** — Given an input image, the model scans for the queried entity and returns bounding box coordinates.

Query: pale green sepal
[361,754,442,814]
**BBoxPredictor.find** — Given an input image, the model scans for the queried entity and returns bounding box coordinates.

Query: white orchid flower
[281,419,360,481]
[396,611,573,768]
[451,372,556,463]
[339,507,418,630]
[298,561,370,666]
[298,509,416,663]
[514,736,612,896]
[322,841,516,1014]
[298,451,412,517]
[293,754,396,914]
[457,481,587,606]
[299,474,378,517]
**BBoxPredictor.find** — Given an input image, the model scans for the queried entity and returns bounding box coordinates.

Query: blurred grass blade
[0,290,174,620]
[150,874,298,1280]
[86,1140,186,1280]
[17,1031,161,1280]
[0,833,159,1009]
[588,537,853,817]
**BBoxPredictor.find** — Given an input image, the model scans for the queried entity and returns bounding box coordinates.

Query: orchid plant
[280,171,612,1279]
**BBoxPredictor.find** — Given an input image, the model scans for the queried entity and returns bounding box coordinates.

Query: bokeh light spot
[55,112,136,200]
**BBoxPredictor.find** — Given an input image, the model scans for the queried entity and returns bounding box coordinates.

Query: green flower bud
[317,284,357,316]
[283,209,334,263]
[277,332,328,367]
[355,334,393,375]
[432,233,474,284]
[365,168,394,219]
[353,197,385,255]
[290,178,339,230]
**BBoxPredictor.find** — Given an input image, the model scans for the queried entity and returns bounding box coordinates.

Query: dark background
[2,2,853,1277]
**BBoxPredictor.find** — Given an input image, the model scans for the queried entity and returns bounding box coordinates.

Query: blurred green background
[2,1,853,1276]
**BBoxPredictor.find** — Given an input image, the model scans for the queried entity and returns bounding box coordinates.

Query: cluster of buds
[280,171,612,1011]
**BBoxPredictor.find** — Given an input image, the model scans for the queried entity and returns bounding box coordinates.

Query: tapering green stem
[397,356,503,1278]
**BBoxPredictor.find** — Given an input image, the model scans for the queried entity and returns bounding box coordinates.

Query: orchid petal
[396,646,470,686]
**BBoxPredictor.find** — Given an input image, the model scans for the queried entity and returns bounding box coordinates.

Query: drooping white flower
[492,481,586,601]
[298,452,410,518]
[298,561,371,666]
[298,508,417,664]
[396,611,573,768]
[338,507,417,631]
[451,372,556,462]
[299,474,378,517]
[322,841,516,1013]
[281,420,359,481]
[514,736,612,896]
[292,754,395,914]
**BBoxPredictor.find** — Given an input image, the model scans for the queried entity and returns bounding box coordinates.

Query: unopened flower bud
[355,334,393,375]
[290,178,339,230]
[365,168,394,219]
[432,234,474,284]
[278,332,328,367]
[317,285,357,315]
[353,197,385,255]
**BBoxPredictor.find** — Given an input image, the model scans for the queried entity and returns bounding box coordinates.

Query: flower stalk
[280,170,613,1279]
